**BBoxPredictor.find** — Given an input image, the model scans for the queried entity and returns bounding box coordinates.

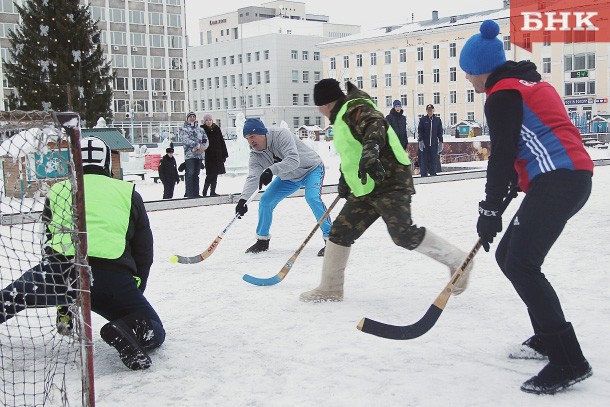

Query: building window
[292,70,298,83]
[385,74,391,87]
[543,31,551,46]
[293,117,299,128]
[450,67,456,82]
[356,54,362,67]
[433,45,439,59]
[370,52,377,65]
[293,94,299,105]
[433,69,440,83]
[370,75,377,88]
[449,42,456,57]
[467,111,475,121]
[304,94,310,105]
[291,50,298,60]
[385,96,392,107]
[343,55,349,68]
[503,35,511,51]
[467,89,475,103]
[400,72,407,86]
[255,72,261,85]
[418,93,424,106]
[356,76,363,88]
[314,52,320,61]
[417,70,423,85]
[314,71,321,82]
[385,50,391,64]
[330,57,336,70]
[417,47,423,61]
[265,71,270,83]
[450,113,457,125]
[264,50,270,60]
[400,95,407,106]
[433,92,440,105]
[266,94,271,106]
[303,71,309,83]
[399,48,406,62]
[543,58,551,74]
[302,51,309,60]
[450,91,456,104]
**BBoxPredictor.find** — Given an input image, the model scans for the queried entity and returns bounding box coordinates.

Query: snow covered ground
[83,160,609,406]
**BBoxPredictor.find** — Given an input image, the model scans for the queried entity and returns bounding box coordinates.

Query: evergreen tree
[3,0,114,127]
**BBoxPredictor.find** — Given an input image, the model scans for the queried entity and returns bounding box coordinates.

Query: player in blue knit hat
[460,19,594,395]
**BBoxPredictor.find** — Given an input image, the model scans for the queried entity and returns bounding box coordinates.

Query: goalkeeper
[0,136,164,371]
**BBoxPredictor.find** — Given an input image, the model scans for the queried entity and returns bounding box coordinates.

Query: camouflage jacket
[329,82,415,196]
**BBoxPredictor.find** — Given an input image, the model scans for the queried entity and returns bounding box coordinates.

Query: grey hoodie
[239,127,323,200]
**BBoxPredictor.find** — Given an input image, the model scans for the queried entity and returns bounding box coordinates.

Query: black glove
[235,198,248,217]
[337,173,350,199]
[258,168,273,190]
[358,143,386,185]
[477,200,502,252]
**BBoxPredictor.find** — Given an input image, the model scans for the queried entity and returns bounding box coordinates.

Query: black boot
[317,241,326,257]
[245,239,270,253]
[509,334,548,360]
[202,181,210,197]
[521,322,592,394]
[101,320,152,370]
[209,182,219,197]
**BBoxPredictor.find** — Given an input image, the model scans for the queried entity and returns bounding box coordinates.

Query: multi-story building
[318,1,609,134]
[188,1,359,132]
[1,0,188,144]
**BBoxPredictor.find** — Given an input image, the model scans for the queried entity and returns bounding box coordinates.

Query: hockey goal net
[0,111,94,406]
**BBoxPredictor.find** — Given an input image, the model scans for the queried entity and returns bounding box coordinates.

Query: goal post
[0,110,94,407]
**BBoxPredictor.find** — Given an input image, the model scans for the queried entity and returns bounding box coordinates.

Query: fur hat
[459,20,506,75]
[243,118,267,136]
[393,100,402,107]
[203,114,213,121]
[313,78,344,106]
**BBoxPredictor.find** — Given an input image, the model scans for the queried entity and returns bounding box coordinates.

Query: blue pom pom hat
[459,20,507,75]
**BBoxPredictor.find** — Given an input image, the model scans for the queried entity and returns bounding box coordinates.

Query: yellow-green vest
[47,174,133,259]
[333,98,410,197]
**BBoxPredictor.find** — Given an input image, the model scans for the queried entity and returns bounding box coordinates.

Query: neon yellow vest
[333,98,411,196]
[48,174,133,259]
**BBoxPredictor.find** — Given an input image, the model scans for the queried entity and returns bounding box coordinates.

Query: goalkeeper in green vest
[0,136,165,370]
[300,79,473,302]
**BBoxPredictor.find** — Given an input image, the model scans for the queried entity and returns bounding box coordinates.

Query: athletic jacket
[239,127,323,200]
[484,61,593,203]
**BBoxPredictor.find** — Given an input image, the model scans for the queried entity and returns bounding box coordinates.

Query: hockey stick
[357,190,517,340]
[242,195,341,286]
[169,191,259,264]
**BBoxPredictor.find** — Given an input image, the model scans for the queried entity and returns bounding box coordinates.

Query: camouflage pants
[329,188,425,249]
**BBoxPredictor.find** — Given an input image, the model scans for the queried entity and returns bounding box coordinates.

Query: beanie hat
[186,112,196,119]
[243,118,267,137]
[203,114,213,121]
[393,100,402,107]
[166,141,174,154]
[313,78,344,106]
[81,136,111,174]
[459,20,506,75]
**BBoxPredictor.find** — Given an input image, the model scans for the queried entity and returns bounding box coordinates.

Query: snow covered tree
[3,0,113,127]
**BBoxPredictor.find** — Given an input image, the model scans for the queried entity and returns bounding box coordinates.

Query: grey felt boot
[300,241,350,302]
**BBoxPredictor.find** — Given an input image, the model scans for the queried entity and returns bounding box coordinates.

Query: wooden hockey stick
[242,195,341,286]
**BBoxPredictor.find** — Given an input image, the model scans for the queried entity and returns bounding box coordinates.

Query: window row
[113,99,185,114]
[346,69,458,88]
[329,43,458,69]
[109,31,182,48]
[198,94,273,110]
[90,8,182,28]
[114,77,184,92]
[111,55,184,70]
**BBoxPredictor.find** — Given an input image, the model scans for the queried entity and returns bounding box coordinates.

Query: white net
[0,111,92,406]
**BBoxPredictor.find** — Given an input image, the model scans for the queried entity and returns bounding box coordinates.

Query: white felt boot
[300,241,350,302]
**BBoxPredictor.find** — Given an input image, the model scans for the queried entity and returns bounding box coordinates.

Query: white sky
[183,0,503,45]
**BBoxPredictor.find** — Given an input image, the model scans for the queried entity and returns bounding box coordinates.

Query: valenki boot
[300,241,350,302]
[413,229,473,295]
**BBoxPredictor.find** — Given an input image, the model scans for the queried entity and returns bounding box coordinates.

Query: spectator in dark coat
[417,104,444,176]
[202,114,229,196]
[158,145,180,199]
[385,99,408,150]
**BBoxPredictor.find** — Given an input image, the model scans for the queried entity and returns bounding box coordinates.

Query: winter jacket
[203,123,229,175]
[180,121,208,160]
[327,81,415,196]
[483,61,594,203]
[417,115,443,148]
[239,127,323,200]
[386,108,409,148]
[43,166,154,291]
[158,154,180,185]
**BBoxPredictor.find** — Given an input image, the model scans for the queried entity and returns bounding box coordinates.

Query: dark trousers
[184,158,202,198]
[0,262,165,349]
[162,181,175,199]
[420,147,437,176]
[495,170,592,334]
[203,173,218,195]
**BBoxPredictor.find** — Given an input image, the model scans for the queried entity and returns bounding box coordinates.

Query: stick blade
[242,273,282,286]
[357,304,443,340]
[170,254,203,264]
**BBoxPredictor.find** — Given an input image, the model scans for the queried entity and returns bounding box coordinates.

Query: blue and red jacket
[484,64,593,198]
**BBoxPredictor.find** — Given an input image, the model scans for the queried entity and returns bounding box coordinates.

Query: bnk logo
[510,0,610,51]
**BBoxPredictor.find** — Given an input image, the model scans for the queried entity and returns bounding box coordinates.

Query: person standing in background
[386,100,409,151]
[180,112,208,198]
[460,19,594,395]
[201,114,229,197]
[417,104,443,176]
[158,143,180,199]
